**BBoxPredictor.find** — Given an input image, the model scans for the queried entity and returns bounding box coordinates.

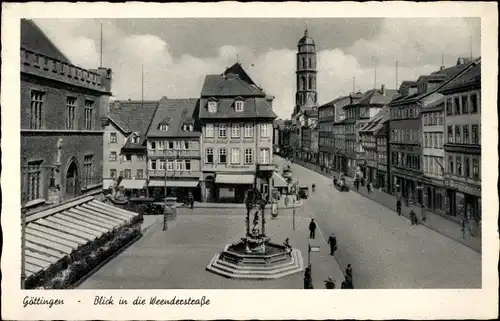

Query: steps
[206,249,304,280]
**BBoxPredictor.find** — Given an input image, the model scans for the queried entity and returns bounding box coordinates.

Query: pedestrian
[324,277,336,289]
[461,219,466,238]
[396,198,402,216]
[341,275,354,289]
[355,179,360,191]
[303,264,313,289]
[410,210,418,225]
[309,218,317,239]
[328,233,337,256]
[284,194,289,207]
[420,203,427,222]
[345,264,353,279]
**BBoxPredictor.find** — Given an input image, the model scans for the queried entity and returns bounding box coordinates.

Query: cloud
[33,18,480,120]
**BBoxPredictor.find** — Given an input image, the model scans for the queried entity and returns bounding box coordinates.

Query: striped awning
[215,174,254,184]
[120,179,146,189]
[272,172,289,188]
[148,180,199,188]
[23,196,139,279]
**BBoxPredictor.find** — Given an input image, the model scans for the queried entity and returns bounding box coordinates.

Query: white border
[1,2,498,320]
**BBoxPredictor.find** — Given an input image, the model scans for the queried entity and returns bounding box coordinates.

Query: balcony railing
[148,149,200,158]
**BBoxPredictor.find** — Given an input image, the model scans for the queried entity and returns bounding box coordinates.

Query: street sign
[309,245,321,252]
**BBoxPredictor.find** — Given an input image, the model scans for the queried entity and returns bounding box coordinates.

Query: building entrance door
[65,161,79,199]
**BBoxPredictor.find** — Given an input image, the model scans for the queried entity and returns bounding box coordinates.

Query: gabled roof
[21,19,71,64]
[199,97,277,120]
[360,106,390,134]
[223,63,258,86]
[439,61,481,93]
[108,100,159,148]
[147,98,200,138]
[318,95,350,109]
[356,88,399,106]
[201,64,266,98]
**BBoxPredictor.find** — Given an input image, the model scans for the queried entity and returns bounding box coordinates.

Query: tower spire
[305,23,308,36]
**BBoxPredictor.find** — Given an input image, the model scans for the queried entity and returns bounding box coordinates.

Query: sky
[34,18,481,119]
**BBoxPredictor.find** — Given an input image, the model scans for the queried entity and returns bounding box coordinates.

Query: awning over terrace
[23,196,139,279]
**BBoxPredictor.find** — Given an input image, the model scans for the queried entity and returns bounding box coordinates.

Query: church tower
[294,29,317,115]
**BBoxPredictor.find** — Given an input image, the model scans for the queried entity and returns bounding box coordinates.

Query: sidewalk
[291,158,481,253]
[173,197,303,210]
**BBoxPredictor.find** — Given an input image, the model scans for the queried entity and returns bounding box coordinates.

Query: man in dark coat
[396,199,402,216]
[303,265,313,289]
[345,264,353,279]
[328,233,337,256]
[309,218,317,239]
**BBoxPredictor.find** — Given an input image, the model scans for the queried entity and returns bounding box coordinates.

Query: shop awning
[120,179,146,189]
[23,196,139,279]
[215,174,254,184]
[273,172,289,188]
[148,180,199,188]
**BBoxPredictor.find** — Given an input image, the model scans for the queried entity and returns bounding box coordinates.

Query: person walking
[328,233,337,256]
[345,264,353,279]
[324,277,336,289]
[303,265,313,289]
[420,203,427,222]
[367,181,373,193]
[341,275,354,289]
[410,210,418,225]
[309,218,317,239]
[396,198,402,216]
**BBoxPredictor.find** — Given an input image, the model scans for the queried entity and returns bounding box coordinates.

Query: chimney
[381,84,386,96]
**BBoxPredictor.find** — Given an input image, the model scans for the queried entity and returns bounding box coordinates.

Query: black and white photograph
[1,2,498,320]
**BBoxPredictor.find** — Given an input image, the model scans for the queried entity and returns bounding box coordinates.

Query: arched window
[308,57,312,69]
[301,76,306,90]
[302,57,306,69]
[308,76,313,90]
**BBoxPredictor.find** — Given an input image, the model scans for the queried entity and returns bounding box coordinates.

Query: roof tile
[147,98,201,138]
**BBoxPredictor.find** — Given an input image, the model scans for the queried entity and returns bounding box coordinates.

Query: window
[109,169,117,178]
[150,159,157,170]
[84,100,94,130]
[244,123,254,138]
[424,114,428,126]
[159,159,166,170]
[184,141,189,149]
[433,133,437,148]
[448,156,454,174]
[136,169,144,178]
[219,148,227,164]
[453,97,460,115]
[462,95,469,114]
[159,124,169,131]
[168,141,174,149]
[446,99,452,115]
[205,148,214,163]
[231,123,241,137]
[260,123,270,137]
[109,151,117,161]
[66,97,76,129]
[447,126,453,143]
[150,141,156,149]
[125,154,132,161]
[438,133,443,148]
[464,156,470,178]
[205,124,214,138]
[424,133,429,148]
[472,158,480,180]
[26,161,42,201]
[137,154,145,161]
[185,160,191,171]
[244,148,253,164]
[110,132,117,143]
[30,90,44,129]
[470,93,478,113]
[235,100,244,112]
[208,101,217,113]
[84,155,94,187]
[176,160,184,171]
[218,124,227,138]
[463,125,469,144]
[123,169,132,179]
[260,148,270,164]
[167,160,174,171]
[174,141,182,150]
[231,148,240,164]
[471,125,479,144]
[437,113,443,125]
[456,155,462,176]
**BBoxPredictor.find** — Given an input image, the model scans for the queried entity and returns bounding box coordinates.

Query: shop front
[148,179,200,201]
[214,173,255,203]
[445,179,481,222]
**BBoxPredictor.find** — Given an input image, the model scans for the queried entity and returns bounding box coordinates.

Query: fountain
[206,188,304,279]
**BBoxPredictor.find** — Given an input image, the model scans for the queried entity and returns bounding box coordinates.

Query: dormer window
[182,124,194,132]
[234,97,244,112]
[130,135,140,144]
[208,99,218,113]
[159,124,169,131]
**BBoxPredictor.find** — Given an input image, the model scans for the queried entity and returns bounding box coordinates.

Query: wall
[147,138,201,178]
